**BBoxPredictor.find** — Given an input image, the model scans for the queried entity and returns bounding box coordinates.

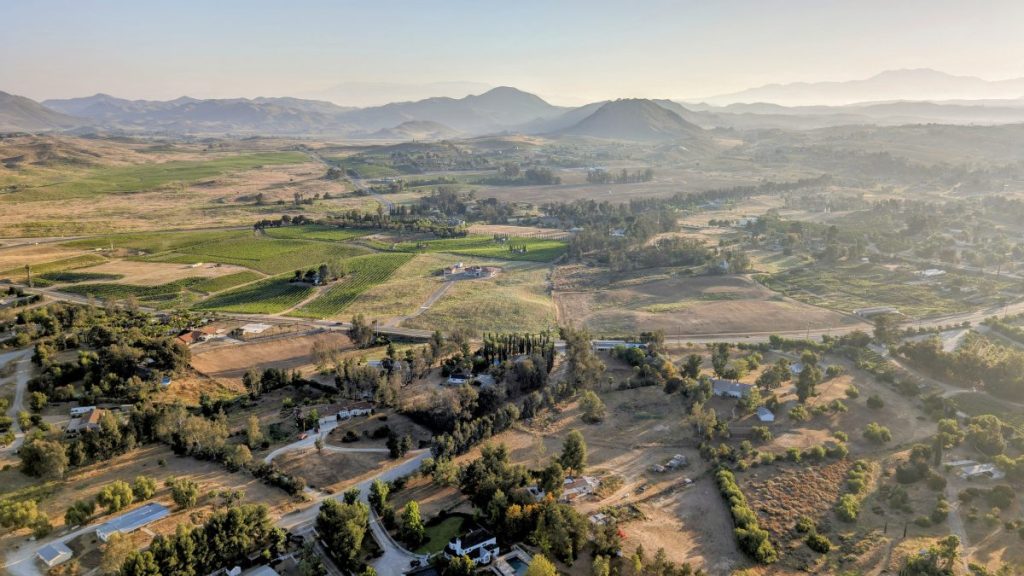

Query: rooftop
[95,503,170,541]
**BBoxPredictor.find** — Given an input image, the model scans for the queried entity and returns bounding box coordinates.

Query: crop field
[0,253,108,281]
[376,235,567,262]
[5,152,309,202]
[189,271,263,293]
[193,275,316,314]
[147,235,369,275]
[262,224,370,242]
[761,263,1006,318]
[63,229,246,253]
[403,263,557,333]
[344,253,455,320]
[36,271,124,283]
[61,278,204,305]
[288,253,414,318]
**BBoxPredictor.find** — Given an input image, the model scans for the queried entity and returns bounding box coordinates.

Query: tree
[443,556,476,576]
[316,499,369,570]
[29,391,47,412]
[796,364,822,403]
[524,554,557,576]
[580,390,606,423]
[297,542,326,576]
[539,461,566,498]
[592,555,611,576]
[168,478,199,509]
[682,354,703,379]
[711,343,730,378]
[64,499,96,527]
[863,422,893,444]
[227,444,253,469]
[400,500,425,547]
[369,478,389,513]
[101,533,134,575]
[245,414,264,448]
[131,476,157,500]
[349,314,375,348]
[19,437,68,479]
[559,430,587,475]
[242,368,263,399]
[97,481,134,513]
[314,436,324,455]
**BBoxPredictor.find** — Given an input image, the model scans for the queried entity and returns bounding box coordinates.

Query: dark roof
[459,528,495,548]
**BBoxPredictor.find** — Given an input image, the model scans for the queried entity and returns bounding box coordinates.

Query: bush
[806,532,832,553]
[863,422,892,444]
[926,472,947,491]
[795,516,815,534]
[845,385,860,399]
[867,394,884,409]
[132,476,157,500]
[836,494,860,522]
[716,469,778,564]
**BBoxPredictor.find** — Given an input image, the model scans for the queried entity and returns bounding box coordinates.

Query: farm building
[592,340,645,352]
[958,463,1005,480]
[853,306,900,318]
[95,503,171,542]
[37,542,73,568]
[712,379,753,398]
[239,323,272,335]
[69,406,96,417]
[445,528,500,565]
[757,407,776,422]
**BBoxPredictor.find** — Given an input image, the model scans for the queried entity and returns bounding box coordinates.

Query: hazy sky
[4,0,1024,105]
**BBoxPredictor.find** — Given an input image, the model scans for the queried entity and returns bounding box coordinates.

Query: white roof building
[756,407,776,423]
[95,503,170,542]
[37,542,73,568]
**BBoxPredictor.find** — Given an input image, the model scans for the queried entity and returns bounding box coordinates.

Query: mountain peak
[556,98,705,142]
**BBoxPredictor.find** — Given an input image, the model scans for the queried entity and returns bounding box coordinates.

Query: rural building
[37,542,73,568]
[445,373,472,386]
[712,379,753,398]
[853,306,900,318]
[65,408,105,438]
[175,331,197,346]
[588,512,609,526]
[757,407,776,422]
[95,503,171,542]
[239,323,272,336]
[69,406,96,417]
[562,476,600,502]
[958,463,1005,480]
[335,402,373,420]
[445,528,500,565]
[592,340,645,352]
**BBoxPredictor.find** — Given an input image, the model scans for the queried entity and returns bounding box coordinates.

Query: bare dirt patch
[190,332,354,382]
[275,447,390,489]
[78,260,255,285]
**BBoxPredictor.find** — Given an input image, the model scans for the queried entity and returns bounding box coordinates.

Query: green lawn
[6,152,309,201]
[415,516,466,555]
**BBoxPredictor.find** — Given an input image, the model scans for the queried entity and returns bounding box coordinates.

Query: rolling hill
[555,98,707,142]
[0,91,82,132]
[360,120,462,141]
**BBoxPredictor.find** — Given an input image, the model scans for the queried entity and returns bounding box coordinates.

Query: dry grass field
[73,260,257,286]
[189,332,354,383]
[554,268,859,336]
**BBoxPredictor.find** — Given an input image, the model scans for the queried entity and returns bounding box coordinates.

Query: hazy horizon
[4,0,1024,106]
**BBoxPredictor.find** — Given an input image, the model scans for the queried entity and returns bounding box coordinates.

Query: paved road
[1,348,32,455]
[263,418,390,464]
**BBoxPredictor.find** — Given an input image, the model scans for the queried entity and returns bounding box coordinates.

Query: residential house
[561,476,600,502]
[65,409,105,438]
[445,529,499,565]
[69,406,96,417]
[712,379,753,398]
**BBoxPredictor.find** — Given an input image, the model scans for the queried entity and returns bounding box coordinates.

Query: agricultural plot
[61,278,204,306]
[6,151,309,202]
[1,253,108,281]
[190,271,263,293]
[36,271,124,283]
[193,275,315,314]
[761,263,1006,318]
[288,253,414,318]
[63,229,246,253]
[148,236,368,275]
[380,235,567,263]
[263,224,370,242]
[344,253,456,320]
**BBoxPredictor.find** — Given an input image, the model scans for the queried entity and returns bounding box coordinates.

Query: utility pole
[25,264,32,288]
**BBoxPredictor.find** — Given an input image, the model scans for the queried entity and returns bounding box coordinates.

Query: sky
[4,0,1024,106]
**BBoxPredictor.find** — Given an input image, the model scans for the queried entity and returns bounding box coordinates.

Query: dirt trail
[384,281,453,328]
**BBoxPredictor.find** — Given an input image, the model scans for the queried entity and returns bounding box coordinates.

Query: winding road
[1,348,32,456]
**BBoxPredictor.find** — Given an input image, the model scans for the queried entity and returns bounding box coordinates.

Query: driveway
[1,348,33,456]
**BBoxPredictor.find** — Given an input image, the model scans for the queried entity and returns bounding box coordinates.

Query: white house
[562,476,600,502]
[37,542,73,568]
[445,529,499,564]
[756,407,776,423]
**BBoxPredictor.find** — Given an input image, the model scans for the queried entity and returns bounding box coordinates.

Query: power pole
[25,264,32,288]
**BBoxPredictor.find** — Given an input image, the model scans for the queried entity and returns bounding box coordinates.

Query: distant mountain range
[5,69,1024,140]
[699,69,1024,106]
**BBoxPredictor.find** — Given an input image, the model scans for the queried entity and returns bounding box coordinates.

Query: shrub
[836,494,860,522]
[795,516,814,534]
[867,394,884,409]
[716,469,778,564]
[863,422,892,444]
[789,404,810,422]
[845,385,860,399]
[806,532,832,553]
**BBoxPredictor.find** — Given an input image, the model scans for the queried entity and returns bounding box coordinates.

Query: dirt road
[1,348,32,456]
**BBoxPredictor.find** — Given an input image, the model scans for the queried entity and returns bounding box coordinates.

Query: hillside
[0,91,82,132]
[556,98,707,142]
[361,120,461,141]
